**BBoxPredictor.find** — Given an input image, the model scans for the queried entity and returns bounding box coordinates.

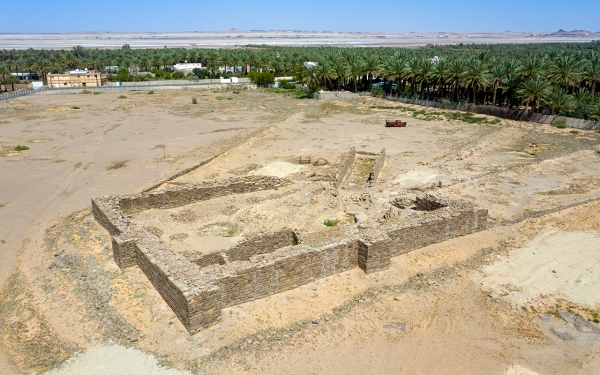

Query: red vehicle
[385,119,407,127]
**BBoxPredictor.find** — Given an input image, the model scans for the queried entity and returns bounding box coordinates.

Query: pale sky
[3,0,600,33]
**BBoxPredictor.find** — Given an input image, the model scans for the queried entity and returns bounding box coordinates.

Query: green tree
[545,88,575,115]
[517,76,551,113]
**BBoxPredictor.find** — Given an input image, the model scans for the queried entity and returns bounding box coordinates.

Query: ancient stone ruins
[93,148,488,334]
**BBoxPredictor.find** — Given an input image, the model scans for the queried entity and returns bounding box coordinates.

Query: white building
[174,63,202,72]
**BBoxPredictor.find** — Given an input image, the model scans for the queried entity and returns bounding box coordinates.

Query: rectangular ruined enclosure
[93,176,487,334]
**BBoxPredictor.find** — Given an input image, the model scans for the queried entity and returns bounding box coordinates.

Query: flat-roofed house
[47,70,107,88]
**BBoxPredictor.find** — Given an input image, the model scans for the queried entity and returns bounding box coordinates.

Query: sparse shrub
[93,91,102,95]
[148,90,155,94]
[81,89,93,94]
[71,106,80,109]
[323,219,339,227]
[371,86,384,96]
[278,79,295,89]
[14,145,29,151]
[215,96,224,101]
[554,117,567,128]
[191,97,197,104]
[570,130,579,134]
[118,95,127,99]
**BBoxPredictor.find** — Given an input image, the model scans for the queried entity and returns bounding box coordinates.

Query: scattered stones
[394,296,401,301]
[312,319,321,324]
[383,321,407,332]
[312,158,328,166]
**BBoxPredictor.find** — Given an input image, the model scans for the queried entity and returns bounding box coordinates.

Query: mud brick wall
[118,176,291,215]
[216,239,359,308]
[370,148,386,182]
[357,230,392,274]
[334,147,356,187]
[386,205,488,256]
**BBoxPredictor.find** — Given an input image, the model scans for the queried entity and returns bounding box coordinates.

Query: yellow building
[48,70,107,88]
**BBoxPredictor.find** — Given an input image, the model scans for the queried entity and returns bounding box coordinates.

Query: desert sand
[1,88,600,374]
[1,30,599,49]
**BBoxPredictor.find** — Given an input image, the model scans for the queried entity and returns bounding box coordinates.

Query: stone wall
[93,177,488,335]
[369,148,386,183]
[119,176,291,215]
[386,201,488,256]
[334,147,356,188]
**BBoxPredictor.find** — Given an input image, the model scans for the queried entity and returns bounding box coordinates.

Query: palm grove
[1,41,599,120]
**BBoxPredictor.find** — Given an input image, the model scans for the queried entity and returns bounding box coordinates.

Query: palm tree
[583,52,600,98]
[547,53,581,92]
[517,76,551,113]
[464,59,492,104]
[517,56,548,81]
[545,88,575,115]
[433,58,450,99]
[417,59,433,99]
[404,56,421,96]
[346,57,363,93]
[489,62,505,106]
[329,56,348,90]
[448,58,466,102]
[362,54,381,91]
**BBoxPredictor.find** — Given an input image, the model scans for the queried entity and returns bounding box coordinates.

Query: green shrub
[371,86,384,95]
[247,71,275,87]
[554,117,567,128]
[278,79,296,89]
[81,89,93,94]
[323,219,339,227]
[215,96,224,100]
[570,130,579,134]
[148,90,155,94]
[93,91,102,95]
[14,145,29,151]
[72,106,80,109]
[118,95,127,99]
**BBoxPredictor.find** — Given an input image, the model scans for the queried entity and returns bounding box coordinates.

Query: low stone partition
[386,198,488,255]
[93,177,487,334]
[334,147,356,187]
[119,176,291,215]
[369,148,386,183]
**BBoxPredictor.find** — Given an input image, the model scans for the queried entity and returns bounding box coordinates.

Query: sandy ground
[1,31,599,49]
[1,89,600,374]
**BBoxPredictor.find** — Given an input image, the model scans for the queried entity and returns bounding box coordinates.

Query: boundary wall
[314,91,360,100]
[93,176,487,334]
[376,95,600,131]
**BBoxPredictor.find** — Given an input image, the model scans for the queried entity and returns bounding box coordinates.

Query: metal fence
[0,87,47,102]
[37,82,256,96]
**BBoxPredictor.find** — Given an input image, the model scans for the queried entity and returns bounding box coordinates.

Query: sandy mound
[45,345,190,375]
[393,166,448,188]
[476,229,600,307]
[249,162,303,178]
